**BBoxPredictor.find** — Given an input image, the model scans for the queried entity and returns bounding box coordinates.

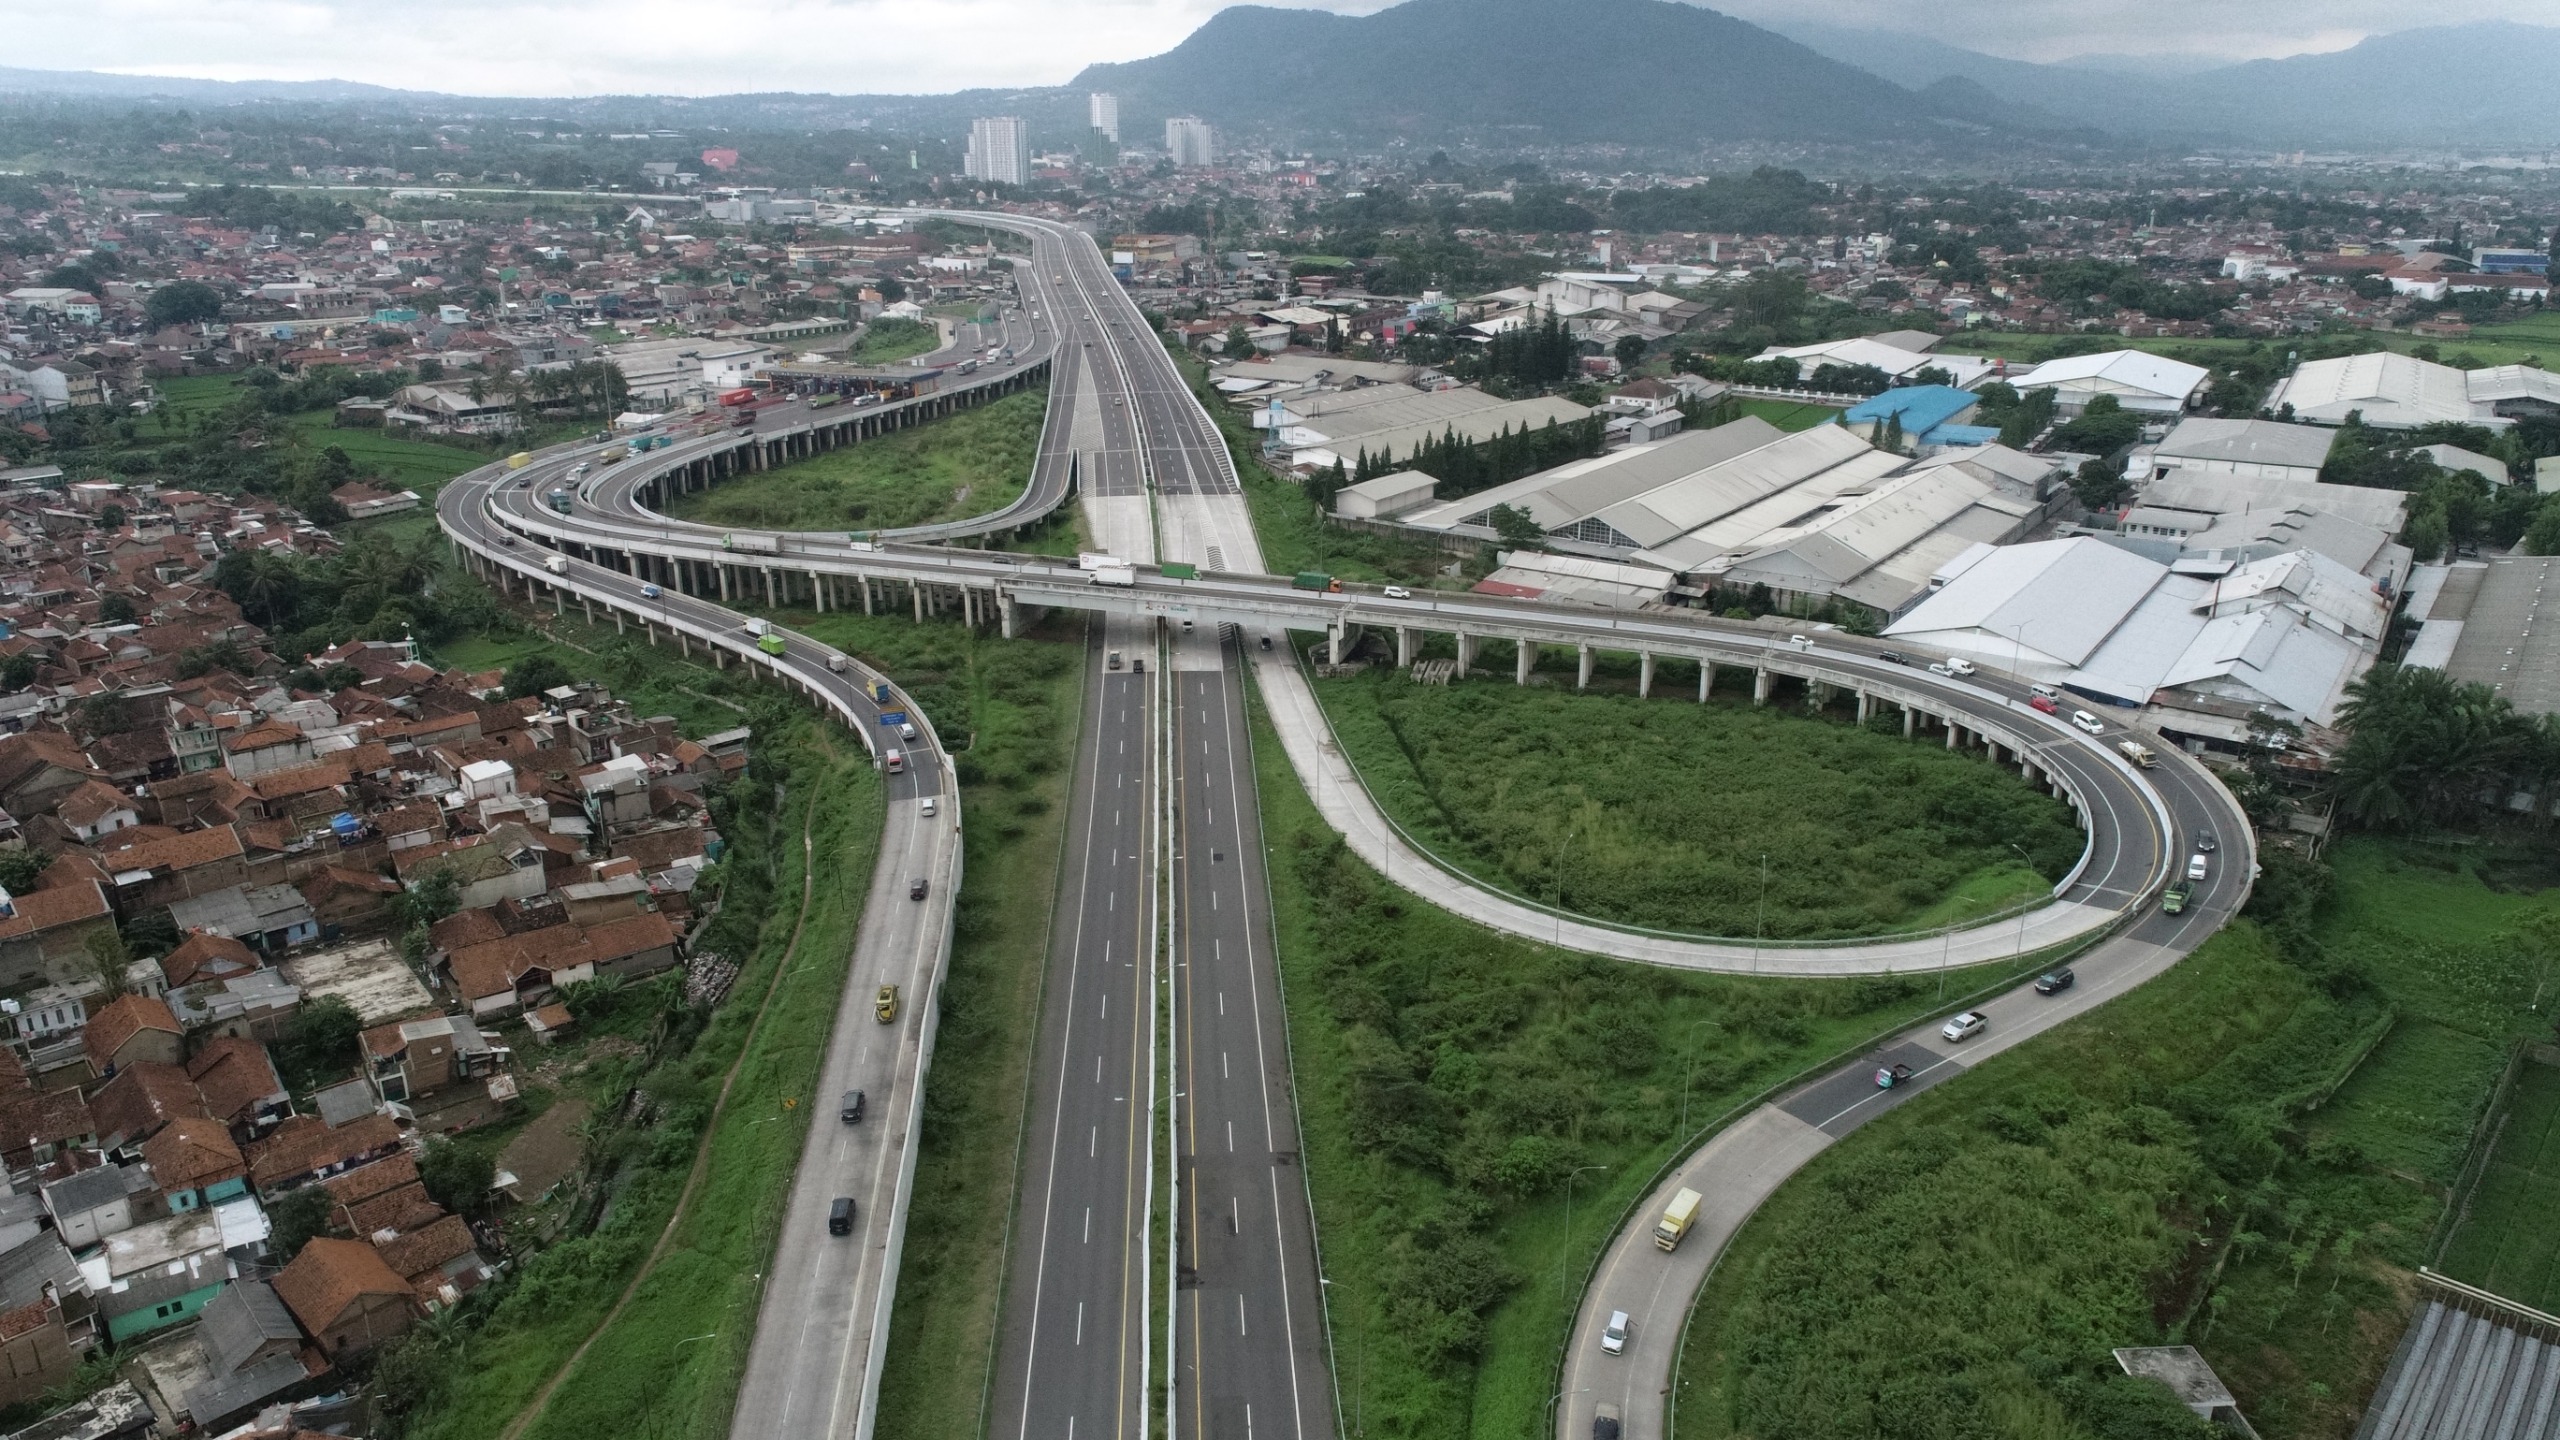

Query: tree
[504,654,574,700]
[2072,458,2130,512]
[0,653,35,692]
[418,1138,497,1215]
[0,849,49,895]
[84,929,131,1002]
[1612,335,1648,372]
[267,1186,337,1264]
[96,505,125,533]
[144,280,225,328]
[96,594,134,625]
[277,996,362,1089]
[1487,504,1547,549]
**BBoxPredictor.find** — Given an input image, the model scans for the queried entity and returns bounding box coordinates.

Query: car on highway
[2195,830,2219,852]
[876,985,900,1022]
[1927,661,1956,676]
[2033,967,2076,995]
[1941,1011,1988,1042]
[640,584,661,598]
[499,535,517,546]
[1593,1403,1622,1440]
[909,876,929,901]
[2071,710,2106,735]
[2029,694,2059,715]
[841,1090,865,1124]
[2187,852,2210,881]
[921,796,937,818]
[898,722,919,742]
[1877,650,1907,665]
[829,1196,855,1235]
[1943,656,1977,676]
[1601,1310,1630,1355]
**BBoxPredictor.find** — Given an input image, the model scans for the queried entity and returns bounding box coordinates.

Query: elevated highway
[440,208,2250,1440]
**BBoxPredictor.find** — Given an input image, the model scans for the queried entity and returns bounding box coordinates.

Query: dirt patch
[499,1096,592,1205]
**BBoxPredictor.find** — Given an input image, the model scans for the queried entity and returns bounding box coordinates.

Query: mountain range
[2,1,2557,154]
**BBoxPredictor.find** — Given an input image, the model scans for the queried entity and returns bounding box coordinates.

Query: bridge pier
[763,567,777,607]
[1516,642,1534,685]
[1455,632,1477,675]
[718,564,732,602]
[1699,663,1714,702]
[1904,707,1917,739]
[1855,690,1871,724]
[581,595,593,624]
[813,571,828,613]
[1576,644,1594,692]
[614,608,625,635]
[1000,593,1018,640]
[861,577,874,615]
[911,580,924,623]
[552,585,563,617]
[1946,721,1960,750]
[1753,667,1772,706]
[1639,651,1654,699]
[1328,623,1346,666]
[1396,627,1413,669]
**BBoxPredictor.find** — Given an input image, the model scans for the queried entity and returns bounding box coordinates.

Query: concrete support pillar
[861,577,875,615]
[1700,663,1714,703]
[1396,628,1414,670]
[1753,667,1772,706]
[1576,644,1594,692]
[1328,624,1346,666]
[1946,721,1960,750]
[1456,632,1478,674]
[1516,642,1534,685]
[1639,652,1655,699]
[1904,707,1917,739]
[680,630,690,658]
[581,596,594,624]
[614,608,625,636]
[1001,593,1018,640]
[1855,690,1871,723]
[763,567,776,607]
[2021,759,2036,783]
[552,585,564,617]
[718,565,731,602]
[814,572,828,613]
[911,580,924,623]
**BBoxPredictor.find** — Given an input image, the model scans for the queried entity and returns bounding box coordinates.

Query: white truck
[723,533,781,554]
[744,618,775,639]
[542,556,568,576]
[1076,551,1123,572]
[1090,564,1136,588]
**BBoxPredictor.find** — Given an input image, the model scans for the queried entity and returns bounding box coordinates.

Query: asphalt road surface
[989,618,1161,1440]
[1171,628,1336,1440]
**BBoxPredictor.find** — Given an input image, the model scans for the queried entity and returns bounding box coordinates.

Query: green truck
[756,633,787,658]
[1292,571,1342,593]
[2161,879,2194,914]
[1161,562,1199,581]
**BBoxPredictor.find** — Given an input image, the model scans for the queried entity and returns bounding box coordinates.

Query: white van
[2071,710,2105,736]
[1943,657,1977,677]
[2030,684,2062,703]
[1601,1310,1630,1356]
[884,749,905,775]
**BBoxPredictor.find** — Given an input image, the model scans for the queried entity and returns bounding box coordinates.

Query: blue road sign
[878,711,909,727]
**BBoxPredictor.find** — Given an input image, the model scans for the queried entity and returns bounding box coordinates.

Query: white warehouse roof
[2009,350,2212,414]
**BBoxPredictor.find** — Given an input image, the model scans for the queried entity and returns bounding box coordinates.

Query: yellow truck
[506,452,533,470]
[1655,1187,1702,1251]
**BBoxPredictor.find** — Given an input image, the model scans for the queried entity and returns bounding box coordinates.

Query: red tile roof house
[138,1114,250,1210]
[187,1035,291,1144]
[376,1213,490,1311]
[158,932,260,989]
[271,1237,415,1359]
[86,1061,210,1149]
[245,1113,401,1199]
[81,994,184,1085]
[0,877,117,990]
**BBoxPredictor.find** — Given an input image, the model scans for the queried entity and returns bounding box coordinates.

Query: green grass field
[1310,671,2080,938]
[856,317,944,364]
[424,620,756,739]
[1733,398,1843,431]
[2439,1062,2560,1313]
[1248,675,2024,1440]
[666,387,1046,533]
[1673,837,2560,1440]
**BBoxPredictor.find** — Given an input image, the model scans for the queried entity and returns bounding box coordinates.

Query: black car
[841,1089,866,1124]
[2033,968,2076,995]
[2195,831,2219,853]
[909,877,929,901]
[1877,651,1907,665]
[828,1197,855,1235]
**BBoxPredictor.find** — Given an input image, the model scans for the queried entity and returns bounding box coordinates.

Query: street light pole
[2008,841,2035,959]
[1561,1164,1608,1301]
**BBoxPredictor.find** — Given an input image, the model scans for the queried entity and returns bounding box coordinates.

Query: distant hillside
[0,65,419,103]
[1067,0,1978,147]
[1772,18,2560,147]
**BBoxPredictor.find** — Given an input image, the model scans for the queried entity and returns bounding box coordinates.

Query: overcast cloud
[0,0,2536,96]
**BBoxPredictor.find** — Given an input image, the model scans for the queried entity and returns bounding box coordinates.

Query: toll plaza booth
[763,360,947,405]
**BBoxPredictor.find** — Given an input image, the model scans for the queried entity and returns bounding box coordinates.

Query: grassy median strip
[1241,675,2009,1440]
[768,610,1088,1440]
[666,386,1048,533]
[1675,838,2560,1440]
[1311,670,2079,939]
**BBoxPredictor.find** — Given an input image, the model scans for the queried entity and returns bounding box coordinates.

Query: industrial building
[2267,351,2560,429]
[1753,334,2001,388]
[1840,386,2002,451]
[1385,418,2060,617]
[1257,384,1591,473]
[1884,536,2387,735]
[2004,349,2213,416]
[2136,418,2338,485]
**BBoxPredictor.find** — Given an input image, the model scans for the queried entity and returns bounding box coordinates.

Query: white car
[1601,1310,1630,1356]
[1382,585,1412,599]
[920,796,938,818]
[640,584,661,599]
[1928,662,1955,677]
[1941,1011,1988,1042]
[2071,710,2105,736]
[2187,852,2210,881]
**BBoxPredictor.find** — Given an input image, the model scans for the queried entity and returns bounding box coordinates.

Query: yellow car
[875,984,899,1024]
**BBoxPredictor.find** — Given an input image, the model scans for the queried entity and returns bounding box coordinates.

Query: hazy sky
[0,0,2528,96]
